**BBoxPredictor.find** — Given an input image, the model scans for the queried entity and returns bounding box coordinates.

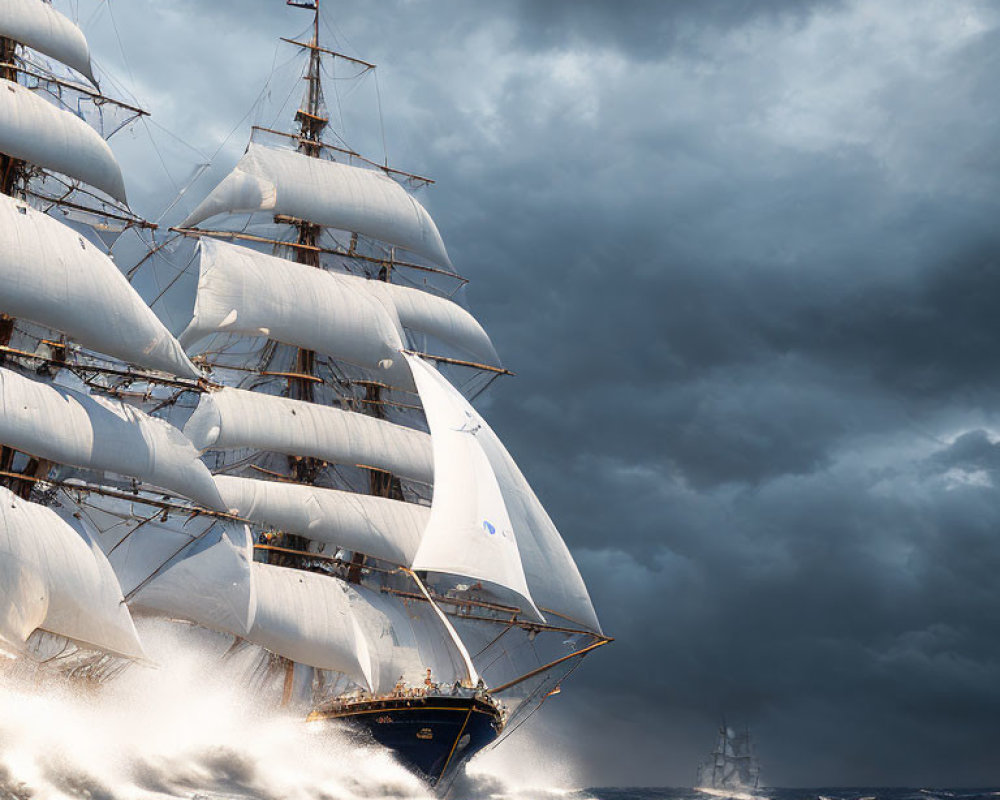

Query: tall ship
[0,0,609,792]
[696,722,764,800]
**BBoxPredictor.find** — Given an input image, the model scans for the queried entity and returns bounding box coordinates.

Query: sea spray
[0,619,431,800]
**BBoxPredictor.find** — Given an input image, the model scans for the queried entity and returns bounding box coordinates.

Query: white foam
[0,620,430,800]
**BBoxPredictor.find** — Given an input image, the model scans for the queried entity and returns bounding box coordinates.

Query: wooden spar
[378,586,604,637]
[402,567,481,687]
[253,543,397,574]
[355,463,431,486]
[403,349,514,376]
[0,467,239,520]
[281,660,295,706]
[0,343,204,390]
[0,62,149,116]
[171,225,467,282]
[28,188,157,230]
[260,370,324,383]
[204,360,422,406]
[489,638,612,695]
[378,587,519,617]
[279,37,376,71]
[248,463,296,481]
[251,125,435,185]
[274,214,467,280]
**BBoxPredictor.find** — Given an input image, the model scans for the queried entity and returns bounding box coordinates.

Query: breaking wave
[0,621,587,800]
[0,620,430,800]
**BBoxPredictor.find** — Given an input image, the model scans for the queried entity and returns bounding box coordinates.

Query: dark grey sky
[75,0,1000,788]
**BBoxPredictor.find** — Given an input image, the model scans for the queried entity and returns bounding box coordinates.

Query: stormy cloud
[75,0,1000,788]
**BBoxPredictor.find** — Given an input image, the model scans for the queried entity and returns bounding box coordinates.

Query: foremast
[0,2,220,674]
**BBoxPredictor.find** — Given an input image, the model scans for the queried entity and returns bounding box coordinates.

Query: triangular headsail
[406,353,601,632]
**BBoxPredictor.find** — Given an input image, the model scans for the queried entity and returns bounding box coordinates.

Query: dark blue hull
[309,694,502,789]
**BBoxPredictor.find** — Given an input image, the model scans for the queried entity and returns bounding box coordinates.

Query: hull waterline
[308,693,503,788]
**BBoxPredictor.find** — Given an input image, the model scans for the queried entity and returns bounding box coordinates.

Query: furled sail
[215,475,426,566]
[406,353,539,618]
[0,0,96,84]
[406,354,601,632]
[178,237,405,379]
[180,143,452,268]
[0,194,199,378]
[0,486,144,659]
[0,78,126,201]
[184,386,434,485]
[0,367,225,510]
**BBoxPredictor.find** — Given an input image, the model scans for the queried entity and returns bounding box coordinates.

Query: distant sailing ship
[0,0,609,792]
[695,722,764,800]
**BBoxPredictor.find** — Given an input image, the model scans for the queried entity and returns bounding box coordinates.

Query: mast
[0,3,211,672]
[0,34,18,488]
[132,1,607,723]
[288,0,323,422]
[280,0,400,587]
[0,34,23,193]
[0,35,22,359]
[0,33,54,498]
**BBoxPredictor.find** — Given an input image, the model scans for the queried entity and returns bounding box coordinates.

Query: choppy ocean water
[1,626,994,799]
[585,791,1000,800]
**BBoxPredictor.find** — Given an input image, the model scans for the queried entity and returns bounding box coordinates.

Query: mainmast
[140,1,607,724]
[286,0,324,488]
[282,0,400,524]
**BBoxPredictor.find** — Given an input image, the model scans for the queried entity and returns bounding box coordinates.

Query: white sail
[407,354,601,631]
[179,237,406,381]
[0,0,96,84]
[184,386,434,485]
[0,78,126,201]
[0,486,144,659]
[0,194,200,378]
[347,585,469,694]
[479,428,601,632]
[0,556,46,655]
[89,499,222,595]
[179,238,499,374]
[0,367,225,510]
[180,143,452,268]
[248,563,367,683]
[249,565,466,694]
[406,353,539,617]
[215,475,426,566]
[366,279,500,368]
[130,523,256,638]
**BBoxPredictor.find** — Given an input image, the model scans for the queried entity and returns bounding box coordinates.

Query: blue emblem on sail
[483,520,496,535]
